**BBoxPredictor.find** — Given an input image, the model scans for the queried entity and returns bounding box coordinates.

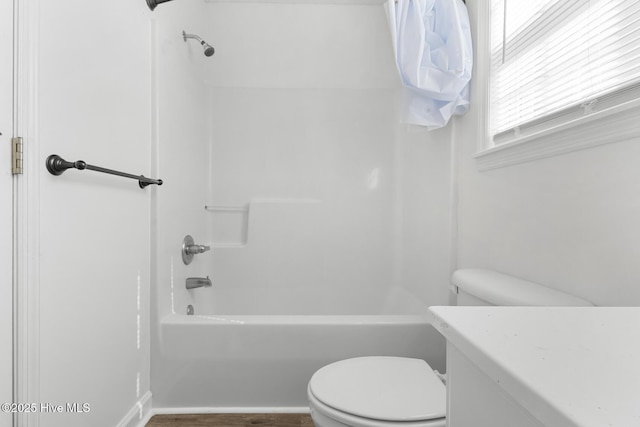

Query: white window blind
[490,0,640,145]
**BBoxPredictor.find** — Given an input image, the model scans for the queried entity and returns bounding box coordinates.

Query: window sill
[474,100,640,172]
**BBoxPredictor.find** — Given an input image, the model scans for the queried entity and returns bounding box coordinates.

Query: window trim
[474,1,640,172]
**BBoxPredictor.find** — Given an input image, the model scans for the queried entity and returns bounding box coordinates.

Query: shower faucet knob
[185,244,211,255]
[182,235,210,265]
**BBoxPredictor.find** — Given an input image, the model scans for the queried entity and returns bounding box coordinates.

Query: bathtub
[153,286,445,411]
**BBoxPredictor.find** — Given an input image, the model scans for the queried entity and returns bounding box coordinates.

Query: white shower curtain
[386,0,472,129]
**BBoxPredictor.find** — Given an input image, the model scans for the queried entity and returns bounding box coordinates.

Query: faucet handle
[185,244,210,255]
[182,235,210,265]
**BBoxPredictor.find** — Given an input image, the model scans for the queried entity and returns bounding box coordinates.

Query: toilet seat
[308,357,446,427]
[308,386,445,427]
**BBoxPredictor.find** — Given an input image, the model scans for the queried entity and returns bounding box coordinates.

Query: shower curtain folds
[386,0,473,129]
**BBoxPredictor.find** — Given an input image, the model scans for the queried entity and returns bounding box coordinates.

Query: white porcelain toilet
[307,269,593,427]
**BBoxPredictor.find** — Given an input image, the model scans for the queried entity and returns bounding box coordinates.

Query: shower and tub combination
[159,285,439,408]
[150,0,459,414]
[155,206,443,409]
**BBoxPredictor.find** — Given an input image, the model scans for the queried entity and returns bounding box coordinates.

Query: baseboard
[118,391,153,427]
[152,406,310,415]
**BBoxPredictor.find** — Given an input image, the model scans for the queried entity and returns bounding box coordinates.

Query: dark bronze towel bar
[45,154,163,189]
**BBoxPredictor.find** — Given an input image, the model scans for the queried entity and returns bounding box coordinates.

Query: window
[476,0,640,170]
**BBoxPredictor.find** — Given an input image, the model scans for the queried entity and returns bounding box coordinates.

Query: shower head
[202,43,215,57]
[182,31,215,57]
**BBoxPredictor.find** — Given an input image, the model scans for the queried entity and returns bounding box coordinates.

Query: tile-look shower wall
[36,1,152,426]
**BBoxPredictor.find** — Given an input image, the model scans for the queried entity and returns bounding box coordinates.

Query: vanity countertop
[428,306,640,427]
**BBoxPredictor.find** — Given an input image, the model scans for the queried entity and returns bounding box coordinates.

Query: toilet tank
[452,269,594,307]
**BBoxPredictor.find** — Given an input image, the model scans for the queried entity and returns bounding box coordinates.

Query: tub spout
[186,276,212,290]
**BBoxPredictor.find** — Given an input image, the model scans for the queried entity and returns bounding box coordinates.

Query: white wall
[0,0,14,425]
[200,2,398,89]
[207,87,398,299]
[204,2,453,312]
[394,121,453,308]
[151,0,209,322]
[149,0,211,408]
[204,3,399,302]
[454,2,640,307]
[36,1,152,426]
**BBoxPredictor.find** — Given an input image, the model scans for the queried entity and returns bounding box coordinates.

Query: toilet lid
[309,356,446,422]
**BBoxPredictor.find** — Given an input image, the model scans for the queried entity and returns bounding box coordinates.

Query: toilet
[307,269,593,427]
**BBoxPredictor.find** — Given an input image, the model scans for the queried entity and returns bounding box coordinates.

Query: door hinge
[12,137,23,175]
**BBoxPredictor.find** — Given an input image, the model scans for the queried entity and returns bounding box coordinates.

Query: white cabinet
[429,306,640,427]
[446,344,543,427]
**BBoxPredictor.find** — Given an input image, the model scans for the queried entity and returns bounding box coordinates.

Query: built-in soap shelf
[205,198,323,249]
[205,204,249,248]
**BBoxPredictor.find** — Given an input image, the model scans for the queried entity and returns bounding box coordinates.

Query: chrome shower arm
[182,31,215,57]
[182,31,204,44]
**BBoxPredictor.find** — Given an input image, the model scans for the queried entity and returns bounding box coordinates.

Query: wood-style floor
[145,413,314,427]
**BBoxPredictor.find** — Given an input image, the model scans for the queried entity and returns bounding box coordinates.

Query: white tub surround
[429,306,640,427]
[152,0,453,414]
[154,307,444,410]
[156,314,437,409]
